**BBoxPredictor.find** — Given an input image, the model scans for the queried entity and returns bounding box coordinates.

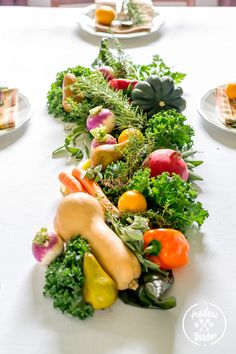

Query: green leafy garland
[46,38,209,314]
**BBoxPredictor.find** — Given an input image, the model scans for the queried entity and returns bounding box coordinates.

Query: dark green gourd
[131,75,186,116]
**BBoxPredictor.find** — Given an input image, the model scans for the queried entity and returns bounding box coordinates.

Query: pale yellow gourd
[54,192,141,290]
[62,73,84,113]
[90,141,128,170]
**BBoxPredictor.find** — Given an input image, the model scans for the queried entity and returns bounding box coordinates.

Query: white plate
[78,5,164,39]
[0,93,33,137]
[198,87,236,134]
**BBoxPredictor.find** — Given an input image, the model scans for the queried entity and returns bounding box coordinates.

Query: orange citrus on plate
[95,6,116,26]
[225,82,236,100]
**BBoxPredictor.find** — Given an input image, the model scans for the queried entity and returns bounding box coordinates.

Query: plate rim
[198,87,236,135]
[78,4,165,39]
[0,92,33,137]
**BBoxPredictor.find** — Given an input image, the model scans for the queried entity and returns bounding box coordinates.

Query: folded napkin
[0,88,18,130]
[216,86,236,127]
[95,0,154,34]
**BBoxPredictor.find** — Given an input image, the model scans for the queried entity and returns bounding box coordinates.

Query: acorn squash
[131,75,186,116]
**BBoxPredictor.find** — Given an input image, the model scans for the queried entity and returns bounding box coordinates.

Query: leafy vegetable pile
[43,37,209,319]
[44,236,94,320]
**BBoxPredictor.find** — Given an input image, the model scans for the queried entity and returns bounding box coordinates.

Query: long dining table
[0,4,236,354]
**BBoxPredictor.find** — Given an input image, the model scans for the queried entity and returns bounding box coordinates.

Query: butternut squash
[54,192,141,290]
[62,73,84,113]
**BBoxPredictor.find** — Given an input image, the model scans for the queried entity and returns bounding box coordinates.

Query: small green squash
[131,75,186,116]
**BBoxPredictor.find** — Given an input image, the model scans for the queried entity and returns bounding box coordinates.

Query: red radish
[109,79,138,91]
[86,106,115,133]
[144,149,189,181]
[91,126,117,149]
[32,227,64,265]
[97,66,115,81]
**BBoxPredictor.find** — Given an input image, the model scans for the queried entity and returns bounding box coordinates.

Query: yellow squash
[54,192,141,290]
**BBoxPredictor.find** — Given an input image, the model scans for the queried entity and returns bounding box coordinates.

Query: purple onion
[86,106,115,133]
[97,66,115,81]
[32,227,64,265]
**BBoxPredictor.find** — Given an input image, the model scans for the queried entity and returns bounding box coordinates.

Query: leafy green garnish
[145,109,195,151]
[128,170,209,232]
[92,37,186,84]
[131,55,186,83]
[107,214,163,273]
[85,164,103,183]
[43,236,94,320]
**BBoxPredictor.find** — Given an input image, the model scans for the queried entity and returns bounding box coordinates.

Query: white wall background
[28,0,219,6]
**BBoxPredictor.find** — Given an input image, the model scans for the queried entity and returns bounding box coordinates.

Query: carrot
[58,172,86,193]
[72,167,120,216]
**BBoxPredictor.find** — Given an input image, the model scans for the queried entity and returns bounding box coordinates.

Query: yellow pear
[83,252,118,310]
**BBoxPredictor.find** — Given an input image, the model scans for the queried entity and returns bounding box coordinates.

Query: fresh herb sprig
[74,72,147,131]
[92,37,134,79]
[92,37,186,84]
[131,55,186,83]
[127,0,144,26]
[106,213,167,273]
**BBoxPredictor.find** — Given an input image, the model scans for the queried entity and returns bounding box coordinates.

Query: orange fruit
[225,82,236,100]
[95,6,116,26]
[118,190,147,213]
[118,128,144,144]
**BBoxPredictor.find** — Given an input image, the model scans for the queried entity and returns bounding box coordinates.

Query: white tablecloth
[0,5,236,354]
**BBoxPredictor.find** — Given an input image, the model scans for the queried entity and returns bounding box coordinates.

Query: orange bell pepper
[143,228,189,270]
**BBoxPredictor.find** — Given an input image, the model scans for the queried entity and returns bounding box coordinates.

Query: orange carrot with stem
[59,172,86,193]
[72,167,120,216]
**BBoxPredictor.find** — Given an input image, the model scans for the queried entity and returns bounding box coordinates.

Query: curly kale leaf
[128,170,209,232]
[43,236,94,320]
[145,109,195,151]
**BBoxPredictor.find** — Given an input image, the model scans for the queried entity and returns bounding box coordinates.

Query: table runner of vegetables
[32,37,209,320]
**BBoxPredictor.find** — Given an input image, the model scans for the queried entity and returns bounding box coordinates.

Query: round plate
[0,93,33,137]
[198,87,236,134]
[78,5,164,39]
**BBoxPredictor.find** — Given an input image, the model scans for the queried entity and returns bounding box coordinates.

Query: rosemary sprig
[127,0,144,26]
[92,37,134,79]
[74,73,147,131]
